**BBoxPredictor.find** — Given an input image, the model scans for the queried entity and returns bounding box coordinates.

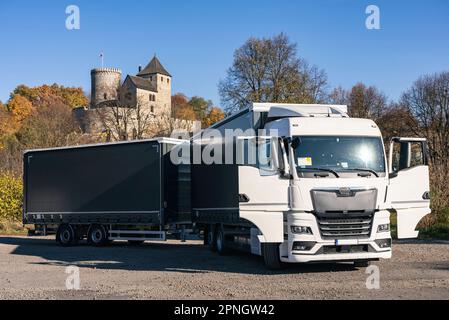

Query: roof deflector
[266,104,349,119]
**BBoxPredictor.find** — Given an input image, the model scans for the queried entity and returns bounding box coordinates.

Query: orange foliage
[202,107,225,128]
[13,84,88,109]
[7,94,34,125]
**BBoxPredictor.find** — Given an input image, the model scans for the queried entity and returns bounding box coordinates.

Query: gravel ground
[0,236,448,300]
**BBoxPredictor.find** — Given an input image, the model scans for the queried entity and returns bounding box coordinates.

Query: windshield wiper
[345,168,380,178]
[299,167,340,178]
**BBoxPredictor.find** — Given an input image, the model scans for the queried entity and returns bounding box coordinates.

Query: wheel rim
[91,229,103,243]
[208,231,214,246]
[216,232,223,251]
[61,229,71,243]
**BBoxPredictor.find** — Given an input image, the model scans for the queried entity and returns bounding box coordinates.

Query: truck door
[387,137,431,239]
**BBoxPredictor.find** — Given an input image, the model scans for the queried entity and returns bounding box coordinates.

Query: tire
[208,226,217,252]
[216,227,229,255]
[203,226,209,245]
[262,243,283,270]
[56,224,76,247]
[354,260,371,268]
[87,224,108,247]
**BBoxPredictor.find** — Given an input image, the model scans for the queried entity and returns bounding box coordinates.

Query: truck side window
[257,138,272,170]
[391,140,426,172]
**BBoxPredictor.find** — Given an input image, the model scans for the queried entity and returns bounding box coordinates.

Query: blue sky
[0,0,448,106]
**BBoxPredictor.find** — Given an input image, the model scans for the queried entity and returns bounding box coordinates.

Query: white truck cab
[233,103,431,268]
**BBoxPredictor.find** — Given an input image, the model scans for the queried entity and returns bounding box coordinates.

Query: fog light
[377,224,390,233]
[292,241,316,251]
[291,226,313,235]
[375,238,391,248]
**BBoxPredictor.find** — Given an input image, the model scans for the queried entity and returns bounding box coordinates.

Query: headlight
[291,226,313,235]
[377,224,390,233]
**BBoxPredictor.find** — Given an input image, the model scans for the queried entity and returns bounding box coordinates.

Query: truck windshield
[293,136,385,175]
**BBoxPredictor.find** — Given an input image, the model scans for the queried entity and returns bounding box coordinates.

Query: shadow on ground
[0,236,360,275]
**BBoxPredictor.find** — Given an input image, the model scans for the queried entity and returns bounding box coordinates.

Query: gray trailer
[23,137,191,246]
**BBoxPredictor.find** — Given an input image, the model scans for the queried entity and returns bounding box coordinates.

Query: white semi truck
[191,103,431,269]
[24,103,431,270]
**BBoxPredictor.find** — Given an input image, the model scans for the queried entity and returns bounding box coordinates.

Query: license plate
[335,239,358,246]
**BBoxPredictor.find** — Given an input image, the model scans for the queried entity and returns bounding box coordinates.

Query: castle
[90,56,171,116]
[76,56,199,140]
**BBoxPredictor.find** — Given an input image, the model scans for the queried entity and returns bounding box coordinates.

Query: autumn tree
[172,93,197,121]
[16,102,82,149]
[6,94,34,127]
[202,107,225,128]
[0,102,15,138]
[13,84,88,109]
[219,33,328,113]
[189,96,213,120]
[330,83,387,120]
[172,93,224,128]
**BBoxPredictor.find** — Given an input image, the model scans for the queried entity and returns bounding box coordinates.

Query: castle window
[161,77,163,81]
[104,93,107,99]
[150,76,152,81]
[151,106,154,113]
[167,78,170,84]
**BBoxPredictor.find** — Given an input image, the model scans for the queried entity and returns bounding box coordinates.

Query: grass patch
[0,220,28,235]
[418,223,449,240]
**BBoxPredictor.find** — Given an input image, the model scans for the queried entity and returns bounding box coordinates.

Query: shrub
[419,223,449,240]
[0,173,23,222]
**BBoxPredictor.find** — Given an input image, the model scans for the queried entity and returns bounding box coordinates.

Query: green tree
[188,96,213,120]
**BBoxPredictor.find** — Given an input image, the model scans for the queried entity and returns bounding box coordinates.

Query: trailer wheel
[354,260,371,268]
[216,228,230,255]
[87,224,108,247]
[56,224,76,247]
[208,226,217,252]
[262,243,283,270]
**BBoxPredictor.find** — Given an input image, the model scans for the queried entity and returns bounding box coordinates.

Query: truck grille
[317,215,373,239]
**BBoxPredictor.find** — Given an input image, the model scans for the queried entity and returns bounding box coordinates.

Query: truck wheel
[354,260,371,268]
[216,228,229,255]
[203,226,209,245]
[87,224,107,247]
[208,226,217,252]
[56,224,76,247]
[262,243,283,270]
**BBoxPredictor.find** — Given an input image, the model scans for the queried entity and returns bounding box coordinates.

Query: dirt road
[0,236,448,300]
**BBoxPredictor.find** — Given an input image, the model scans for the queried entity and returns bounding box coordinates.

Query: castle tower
[136,56,172,115]
[90,68,122,108]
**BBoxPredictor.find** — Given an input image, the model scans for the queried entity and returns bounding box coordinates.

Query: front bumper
[280,210,392,263]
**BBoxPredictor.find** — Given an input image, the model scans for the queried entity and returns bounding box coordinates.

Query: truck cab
[199,103,431,269]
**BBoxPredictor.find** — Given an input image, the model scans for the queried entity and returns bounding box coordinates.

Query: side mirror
[291,137,301,149]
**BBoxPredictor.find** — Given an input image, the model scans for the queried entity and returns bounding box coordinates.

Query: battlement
[91,68,122,74]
